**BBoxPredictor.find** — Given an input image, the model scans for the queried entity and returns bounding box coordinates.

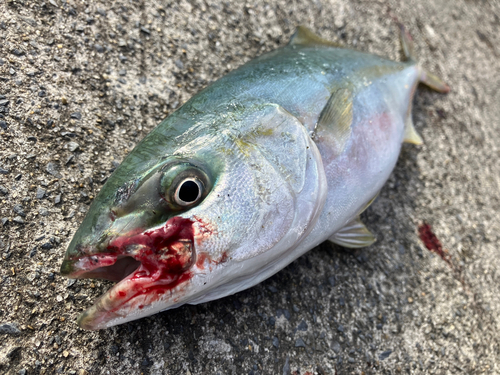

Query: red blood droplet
[418,222,450,264]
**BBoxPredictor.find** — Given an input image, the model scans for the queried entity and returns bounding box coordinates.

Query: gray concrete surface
[1,0,499,374]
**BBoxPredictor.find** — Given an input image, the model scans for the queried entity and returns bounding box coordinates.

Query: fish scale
[60,26,448,329]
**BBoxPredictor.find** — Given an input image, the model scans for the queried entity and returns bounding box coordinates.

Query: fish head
[60,101,327,329]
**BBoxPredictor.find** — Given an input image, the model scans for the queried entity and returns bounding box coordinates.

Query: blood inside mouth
[71,217,196,312]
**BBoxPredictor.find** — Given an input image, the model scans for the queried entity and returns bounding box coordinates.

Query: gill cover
[178,102,328,303]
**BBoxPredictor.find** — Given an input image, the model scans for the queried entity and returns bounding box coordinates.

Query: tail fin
[418,70,450,93]
[399,24,450,93]
[399,24,417,62]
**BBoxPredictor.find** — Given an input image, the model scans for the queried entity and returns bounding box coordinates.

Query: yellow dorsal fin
[289,26,342,47]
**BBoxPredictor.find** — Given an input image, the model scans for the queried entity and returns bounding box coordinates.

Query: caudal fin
[418,70,450,93]
[399,24,450,93]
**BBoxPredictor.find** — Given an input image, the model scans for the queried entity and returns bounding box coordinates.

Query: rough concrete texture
[0,0,499,374]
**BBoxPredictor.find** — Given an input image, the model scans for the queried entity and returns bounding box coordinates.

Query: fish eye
[174,178,203,206]
[160,162,211,210]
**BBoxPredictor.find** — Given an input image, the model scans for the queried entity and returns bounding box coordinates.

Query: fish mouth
[61,217,197,330]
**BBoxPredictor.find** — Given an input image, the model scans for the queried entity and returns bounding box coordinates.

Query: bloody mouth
[67,217,197,317]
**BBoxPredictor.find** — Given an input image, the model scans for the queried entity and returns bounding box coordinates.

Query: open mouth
[61,217,197,330]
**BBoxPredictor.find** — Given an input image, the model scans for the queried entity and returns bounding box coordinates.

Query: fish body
[60,26,448,329]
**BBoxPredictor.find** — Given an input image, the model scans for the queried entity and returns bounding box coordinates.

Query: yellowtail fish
[60,25,449,329]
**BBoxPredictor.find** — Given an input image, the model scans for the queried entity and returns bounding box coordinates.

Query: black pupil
[178,180,200,203]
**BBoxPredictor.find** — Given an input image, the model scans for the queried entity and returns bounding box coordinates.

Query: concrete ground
[0,0,499,374]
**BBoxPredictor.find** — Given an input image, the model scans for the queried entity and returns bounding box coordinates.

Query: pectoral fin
[314,87,353,153]
[289,26,342,48]
[328,217,376,248]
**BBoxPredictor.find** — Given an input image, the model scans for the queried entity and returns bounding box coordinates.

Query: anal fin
[403,116,423,145]
[328,217,376,249]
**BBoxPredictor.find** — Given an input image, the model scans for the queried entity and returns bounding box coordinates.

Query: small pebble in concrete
[0,322,21,335]
[70,112,82,120]
[13,216,24,224]
[46,162,62,178]
[13,204,26,217]
[282,356,290,375]
[379,350,392,360]
[67,142,79,152]
[332,341,341,353]
[295,338,306,347]
[36,187,46,199]
[272,336,279,348]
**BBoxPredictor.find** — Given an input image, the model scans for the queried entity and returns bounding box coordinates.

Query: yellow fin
[314,87,353,152]
[289,26,342,47]
[328,217,376,249]
[419,70,450,93]
[398,24,450,93]
[398,23,416,61]
[357,192,379,216]
[403,116,423,145]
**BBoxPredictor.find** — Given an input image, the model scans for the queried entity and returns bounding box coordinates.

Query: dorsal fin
[289,26,342,47]
[313,87,353,153]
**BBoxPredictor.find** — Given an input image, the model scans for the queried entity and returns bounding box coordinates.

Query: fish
[60,25,449,330]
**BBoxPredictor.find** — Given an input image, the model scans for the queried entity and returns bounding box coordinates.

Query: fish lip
[61,217,198,329]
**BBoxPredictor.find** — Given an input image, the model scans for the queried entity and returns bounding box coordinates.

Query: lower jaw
[76,266,195,330]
